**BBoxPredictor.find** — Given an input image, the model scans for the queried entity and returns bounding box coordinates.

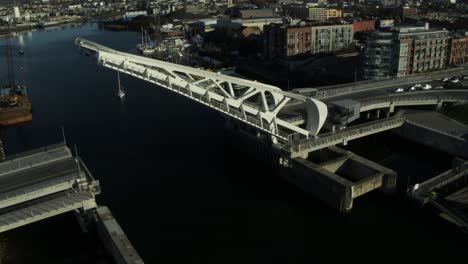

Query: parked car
[434,85,444,90]
[451,78,460,83]
[442,77,451,82]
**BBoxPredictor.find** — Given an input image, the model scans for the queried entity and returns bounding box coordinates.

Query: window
[399,57,407,70]
[400,44,408,56]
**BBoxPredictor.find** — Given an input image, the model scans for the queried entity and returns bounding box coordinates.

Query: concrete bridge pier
[375,109,381,119]
[224,122,398,212]
[436,100,443,111]
[283,146,397,213]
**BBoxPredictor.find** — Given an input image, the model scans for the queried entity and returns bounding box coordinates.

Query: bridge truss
[75,38,328,143]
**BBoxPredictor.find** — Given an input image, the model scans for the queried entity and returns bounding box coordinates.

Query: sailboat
[117,72,125,100]
[136,28,156,55]
[136,27,147,52]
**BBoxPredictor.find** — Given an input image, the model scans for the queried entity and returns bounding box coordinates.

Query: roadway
[0,158,79,195]
[322,78,468,103]
[284,73,468,120]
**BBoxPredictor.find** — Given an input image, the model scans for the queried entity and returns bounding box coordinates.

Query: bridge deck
[0,143,99,233]
[0,190,96,233]
[0,157,82,210]
[360,91,468,112]
[0,158,79,194]
[0,144,71,177]
[288,115,405,157]
[446,186,468,204]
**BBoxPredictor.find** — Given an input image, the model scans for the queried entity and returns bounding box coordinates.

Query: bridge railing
[75,38,337,143]
[288,116,406,153]
[360,94,468,107]
[314,66,468,99]
[105,60,291,141]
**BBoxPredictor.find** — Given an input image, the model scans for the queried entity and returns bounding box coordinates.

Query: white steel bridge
[75,38,328,144]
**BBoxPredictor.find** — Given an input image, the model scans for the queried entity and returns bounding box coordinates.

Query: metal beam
[75,38,328,142]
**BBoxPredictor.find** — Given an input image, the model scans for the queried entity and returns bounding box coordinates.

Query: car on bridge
[422,84,432,90]
[395,88,405,93]
[409,84,423,91]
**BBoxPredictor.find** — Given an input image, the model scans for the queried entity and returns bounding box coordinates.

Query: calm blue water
[0,24,467,263]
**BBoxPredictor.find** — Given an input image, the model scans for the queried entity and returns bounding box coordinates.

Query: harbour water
[0,23,467,263]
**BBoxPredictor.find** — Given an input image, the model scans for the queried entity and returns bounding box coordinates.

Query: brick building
[264,22,353,59]
[396,27,448,76]
[353,20,375,33]
[400,6,417,19]
[447,32,468,65]
[363,25,449,79]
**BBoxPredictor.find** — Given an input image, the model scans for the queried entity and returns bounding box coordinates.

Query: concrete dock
[394,110,468,159]
[96,206,144,264]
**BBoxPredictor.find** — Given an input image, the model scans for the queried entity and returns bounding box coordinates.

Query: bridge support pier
[365,112,371,120]
[436,101,443,111]
[225,122,398,213]
[389,103,395,114]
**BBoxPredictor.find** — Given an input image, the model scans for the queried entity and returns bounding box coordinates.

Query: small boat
[117,72,125,100]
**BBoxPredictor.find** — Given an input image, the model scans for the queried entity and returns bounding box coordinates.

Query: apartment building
[264,22,353,59]
[362,25,449,79]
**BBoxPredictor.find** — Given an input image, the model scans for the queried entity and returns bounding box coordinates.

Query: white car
[452,79,460,83]
[395,88,405,93]
[409,84,422,91]
[422,84,432,90]
[442,77,451,82]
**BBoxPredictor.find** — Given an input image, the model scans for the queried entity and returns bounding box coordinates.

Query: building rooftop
[239,8,274,15]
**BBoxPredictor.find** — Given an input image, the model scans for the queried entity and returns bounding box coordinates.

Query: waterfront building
[362,25,449,79]
[283,6,342,21]
[264,21,353,59]
[447,31,468,65]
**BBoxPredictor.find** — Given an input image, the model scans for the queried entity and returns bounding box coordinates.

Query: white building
[13,6,20,19]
